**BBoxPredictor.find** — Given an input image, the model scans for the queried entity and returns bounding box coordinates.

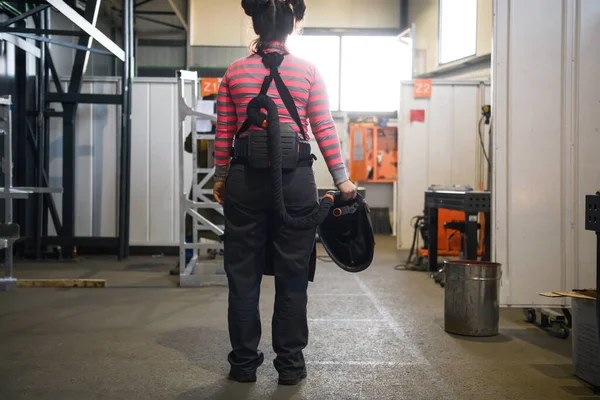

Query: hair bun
[241,0,270,17]
[289,0,306,21]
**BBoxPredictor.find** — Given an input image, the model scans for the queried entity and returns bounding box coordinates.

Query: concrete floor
[0,237,598,400]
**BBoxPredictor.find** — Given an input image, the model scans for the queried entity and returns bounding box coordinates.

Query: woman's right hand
[337,180,357,202]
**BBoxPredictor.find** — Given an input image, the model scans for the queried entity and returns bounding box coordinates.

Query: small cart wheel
[525,309,536,323]
[541,314,550,328]
[550,322,569,339]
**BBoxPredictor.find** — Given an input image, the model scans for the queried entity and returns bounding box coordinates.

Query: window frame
[288,32,410,113]
[437,0,478,66]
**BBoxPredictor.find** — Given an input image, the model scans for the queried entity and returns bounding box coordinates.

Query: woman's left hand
[213,181,226,205]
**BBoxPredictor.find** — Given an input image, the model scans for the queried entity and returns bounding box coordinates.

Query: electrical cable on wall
[478,116,490,167]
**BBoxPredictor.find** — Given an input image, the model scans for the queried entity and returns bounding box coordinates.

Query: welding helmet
[318,193,376,273]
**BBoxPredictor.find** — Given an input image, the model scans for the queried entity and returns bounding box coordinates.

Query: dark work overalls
[223,51,318,381]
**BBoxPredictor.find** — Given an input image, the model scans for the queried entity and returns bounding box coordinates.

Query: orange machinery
[418,209,486,259]
[349,123,398,183]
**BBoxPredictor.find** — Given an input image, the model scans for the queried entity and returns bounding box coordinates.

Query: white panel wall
[130,79,194,246]
[397,81,491,250]
[48,77,194,246]
[493,0,600,306]
[576,0,600,290]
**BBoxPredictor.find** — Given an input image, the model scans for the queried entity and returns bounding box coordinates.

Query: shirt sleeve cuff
[214,165,229,182]
[330,166,349,186]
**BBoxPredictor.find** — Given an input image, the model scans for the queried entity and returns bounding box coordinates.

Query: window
[438,0,477,65]
[287,35,341,111]
[340,36,406,112]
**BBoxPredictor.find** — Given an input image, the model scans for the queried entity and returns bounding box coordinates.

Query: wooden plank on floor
[17,279,107,288]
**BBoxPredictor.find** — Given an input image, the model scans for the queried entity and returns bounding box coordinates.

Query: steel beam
[35,9,46,259]
[0,3,19,17]
[42,7,51,241]
[47,93,122,104]
[46,0,125,61]
[14,16,30,258]
[135,0,156,7]
[70,0,101,81]
[45,44,64,94]
[0,33,41,58]
[133,10,174,15]
[24,123,63,235]
[118,0,134,260]
[138,38,185,47]
[0,4,50,29]
[10,32,112,55]
[61,103,76,257]
[166,0,187,30]
[57,0,101,258]
[0,27,86,36]
[135,15,184,31]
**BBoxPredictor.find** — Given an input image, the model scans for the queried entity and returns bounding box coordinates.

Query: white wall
[129,78,193,246]
[190,0,401,47]
[397,80,491,250]
[47,77,193,245]
[493,0,600,306]
[409,0,492,77]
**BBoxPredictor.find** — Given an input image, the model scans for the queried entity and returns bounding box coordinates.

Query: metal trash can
[444,260,502,337]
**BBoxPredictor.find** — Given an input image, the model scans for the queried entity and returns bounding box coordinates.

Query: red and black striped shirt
[215,41,348,185]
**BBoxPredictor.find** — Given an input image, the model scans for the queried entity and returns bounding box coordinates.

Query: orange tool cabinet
[349,123,398,183]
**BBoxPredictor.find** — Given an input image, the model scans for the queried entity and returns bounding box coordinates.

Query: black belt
[231,134,314,170]
[231,135,312,159]
[231,156,315,168]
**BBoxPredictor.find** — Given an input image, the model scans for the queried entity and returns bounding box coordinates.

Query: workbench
[425,189,492,272]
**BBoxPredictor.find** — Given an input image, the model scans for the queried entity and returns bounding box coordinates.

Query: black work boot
[228,351,264,383]
[278,367,307,386]
[227,372,257,383]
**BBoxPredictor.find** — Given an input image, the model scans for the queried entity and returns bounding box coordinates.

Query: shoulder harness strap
[236,50,309,141]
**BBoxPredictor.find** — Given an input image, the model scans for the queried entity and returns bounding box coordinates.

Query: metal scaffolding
[176,70,226,287]
[0,0,134,260]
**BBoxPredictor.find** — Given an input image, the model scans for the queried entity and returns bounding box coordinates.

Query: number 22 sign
[201,78,220,97]
[413,79,432,98]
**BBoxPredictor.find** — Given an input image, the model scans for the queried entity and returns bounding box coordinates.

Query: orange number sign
[201,78,220,97]
[414,79,432,98]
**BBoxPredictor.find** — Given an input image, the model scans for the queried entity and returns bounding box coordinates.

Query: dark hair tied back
[243,0,307,53]
[287,0,306,21]
[242,0,270,17]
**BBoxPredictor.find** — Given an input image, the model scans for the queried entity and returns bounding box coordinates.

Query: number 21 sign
[201,78,220,97]
[413,79,432,98]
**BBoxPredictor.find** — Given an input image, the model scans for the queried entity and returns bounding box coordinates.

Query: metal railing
[176,71,226,287]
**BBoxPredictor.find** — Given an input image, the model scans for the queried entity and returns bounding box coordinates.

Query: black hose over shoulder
[246,94,335,230]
